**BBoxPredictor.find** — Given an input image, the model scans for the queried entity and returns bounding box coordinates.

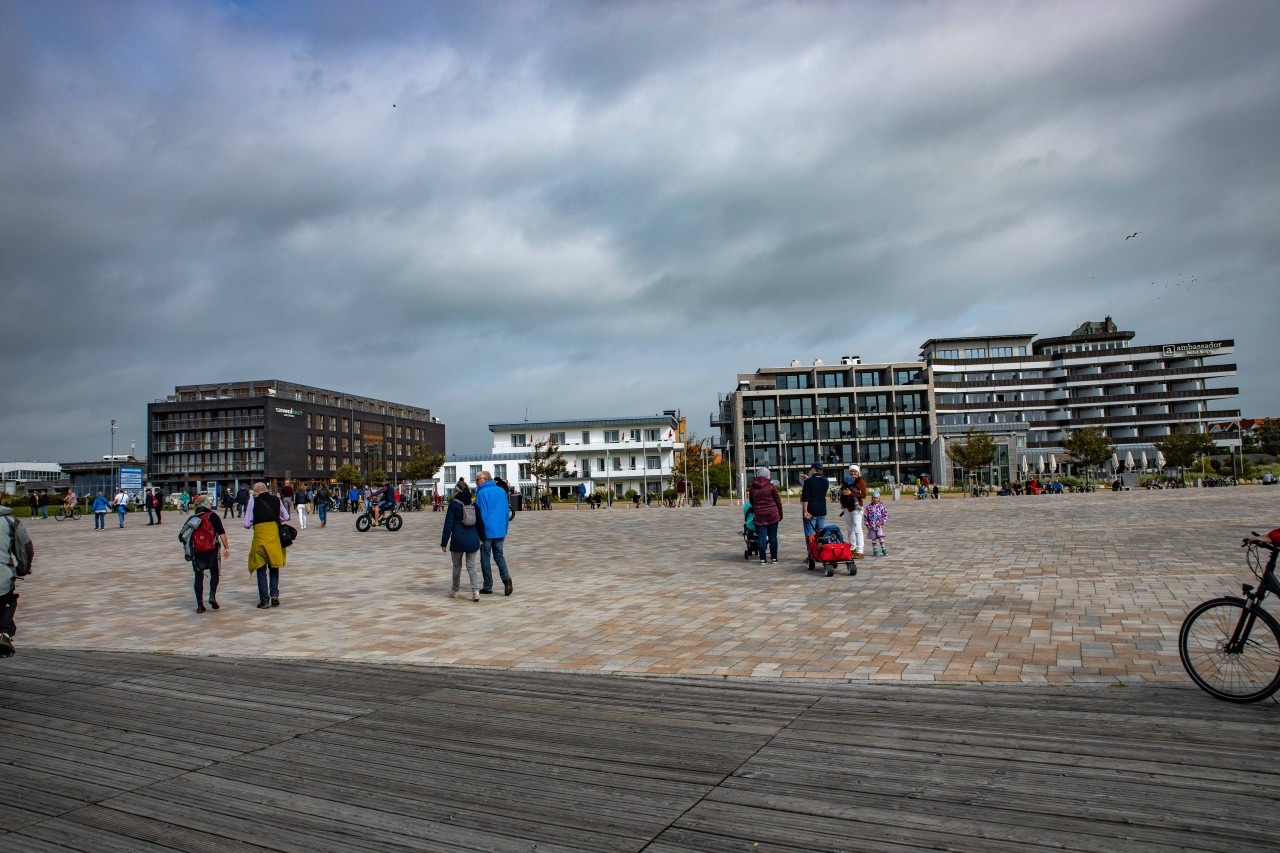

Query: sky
[3,0,1278,461]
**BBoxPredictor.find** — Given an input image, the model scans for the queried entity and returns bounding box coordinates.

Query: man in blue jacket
[474,470,514,596]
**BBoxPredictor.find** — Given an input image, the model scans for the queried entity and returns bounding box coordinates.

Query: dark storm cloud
[1,0,1277,462]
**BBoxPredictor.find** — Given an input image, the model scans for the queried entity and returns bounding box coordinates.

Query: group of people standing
[746,462,890,567]
[183,483,291,613]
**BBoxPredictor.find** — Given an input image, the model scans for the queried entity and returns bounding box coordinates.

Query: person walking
[235,486,249,518]
[347,484,360,514]
[295,485,308,530]
[38,492,49,520]
[145,488,157,525]
[221,488,235,519]
[92,492,109,529]
[838,464,867,559]
[1,504,34,657]
[474,471,514,596]
[29,493,39,520]
[112,487,129,528]
[185,496,229,613]
[280,479,295,514]
[711,486,719,506]
[801,462,829,539]
[748,467,784,564]
[441,486,484,601]
[243,482,289,609]
[315,483,330,528]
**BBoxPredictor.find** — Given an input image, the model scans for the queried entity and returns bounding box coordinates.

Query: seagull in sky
[1125,232,1140,240]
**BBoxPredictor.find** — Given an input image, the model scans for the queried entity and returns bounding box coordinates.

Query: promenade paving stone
[12,488,1280,683]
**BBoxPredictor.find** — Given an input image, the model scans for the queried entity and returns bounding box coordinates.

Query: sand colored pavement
[12,488,1278,683]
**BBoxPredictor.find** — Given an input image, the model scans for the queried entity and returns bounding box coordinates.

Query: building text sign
[275,407,303,418]
[1162,341,1225,357]
[119,467,144,491]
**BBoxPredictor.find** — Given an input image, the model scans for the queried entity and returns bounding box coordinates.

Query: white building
[430,413,685,501]
[0,462,63,495]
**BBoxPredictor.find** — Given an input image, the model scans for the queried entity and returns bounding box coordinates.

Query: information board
[119,467,144,491]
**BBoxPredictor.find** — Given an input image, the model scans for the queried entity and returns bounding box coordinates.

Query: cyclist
[372,480,394,527]
[63,489,77,514]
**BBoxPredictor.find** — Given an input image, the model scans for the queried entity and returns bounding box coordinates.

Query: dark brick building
[147,380,445,494]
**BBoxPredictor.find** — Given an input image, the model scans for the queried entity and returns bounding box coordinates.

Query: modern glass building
[715,318,1239,490]
[147,380,445,494]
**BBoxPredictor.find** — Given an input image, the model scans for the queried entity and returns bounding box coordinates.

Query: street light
[110,419,117,493]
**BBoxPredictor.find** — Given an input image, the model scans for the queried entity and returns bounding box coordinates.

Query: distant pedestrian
[475,471,514,596]
[676,478,687,507]
[29,493,38,520]
[296,487,308,530]
[112,487,129,528]
[1,503,35,657]
[235,486,249,518]
[243,482,289,609]
[92,492,109,529]
[711,486,719,506]
[441,486,484,601]
[315,484,330,527]
[184,496,229,613]
[38,492,49,520]
[747,467,783,564]
[347,485,360,513]
[864,490,888,556]
[145,488,157,525]
[152,487,165,524]
[221,488,235,519]
[280,479,295,513]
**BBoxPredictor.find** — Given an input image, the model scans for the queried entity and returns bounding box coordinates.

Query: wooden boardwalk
[1,651,1277,852]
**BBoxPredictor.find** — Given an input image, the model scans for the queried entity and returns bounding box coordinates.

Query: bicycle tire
[355,515,372,532]
[1179,596,1280,703]
[54,509,64,522]
[385,514,403,532]
[70,508,80,520]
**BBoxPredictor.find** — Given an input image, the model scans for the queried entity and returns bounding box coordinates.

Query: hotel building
[147,380,444,494]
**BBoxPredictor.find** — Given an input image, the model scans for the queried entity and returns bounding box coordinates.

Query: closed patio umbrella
[1124,450,1135,471]
[1156,450,1166,470]
[1046,453,1056,473]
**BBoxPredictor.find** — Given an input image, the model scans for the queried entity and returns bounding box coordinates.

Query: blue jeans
[94,512,106,529]
[117,508,126,528]
[757,522,779,560]
[317,502,327,524]
[804,514,827,537]
[255,566,280,603]
[146,506,155,524]
[480,538,510,591]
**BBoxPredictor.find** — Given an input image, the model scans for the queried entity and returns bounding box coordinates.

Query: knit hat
[870,490,880,499]
[756,466,770,479]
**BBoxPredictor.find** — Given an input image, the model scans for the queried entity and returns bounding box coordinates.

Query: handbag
[278,522,298,549]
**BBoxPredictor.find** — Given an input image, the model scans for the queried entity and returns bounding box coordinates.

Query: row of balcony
[933,363,1236,390]
[153,441,266,453]
[152,417,265,431]
[935,387,1237,412]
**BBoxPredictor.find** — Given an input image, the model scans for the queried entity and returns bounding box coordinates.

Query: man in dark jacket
[801,462,829,539]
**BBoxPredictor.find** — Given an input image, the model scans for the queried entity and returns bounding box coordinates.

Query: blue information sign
[119,467,144,491]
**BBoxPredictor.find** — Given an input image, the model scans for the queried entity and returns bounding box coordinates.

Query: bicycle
[1178,533,1280,703]
[355,504,403,532]
[54,504,81,521]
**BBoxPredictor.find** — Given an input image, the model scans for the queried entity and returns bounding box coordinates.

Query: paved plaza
[15,488,1279,683]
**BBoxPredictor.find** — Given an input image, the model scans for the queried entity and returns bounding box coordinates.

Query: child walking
[864,490,889,556]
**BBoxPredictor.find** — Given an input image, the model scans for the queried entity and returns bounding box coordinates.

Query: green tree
[401,443,444,498]
[369,469,388,485]
[674,432,716,499]
[1060,426,1117,487]
[945,429,997,494]
[708,459,734,500]
[1255,419,1280,456]
[529,438,568,500]
[1155,430,1217,482]
[334,464,362,488]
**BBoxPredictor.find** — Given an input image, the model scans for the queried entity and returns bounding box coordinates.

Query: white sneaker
[450,590,459,598]
[472,589,480,602]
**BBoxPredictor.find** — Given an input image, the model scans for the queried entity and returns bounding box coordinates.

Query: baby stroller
[742,505,760,560]
[807,525,857,577]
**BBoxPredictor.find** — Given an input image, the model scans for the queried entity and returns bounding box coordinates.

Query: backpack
[191,512,218,555]
[461,503,477,527]
[177,514,203,560]
[5,515,34,577]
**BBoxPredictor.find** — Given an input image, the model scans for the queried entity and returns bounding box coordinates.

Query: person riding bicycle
[372,481,394,527]
[63,489,77,512]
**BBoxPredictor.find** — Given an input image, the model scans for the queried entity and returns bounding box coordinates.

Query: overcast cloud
[2,0,1277,461]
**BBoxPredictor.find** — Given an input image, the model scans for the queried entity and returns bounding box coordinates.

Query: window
[306,435,313,450]
[470,465,482,480]
[861,442,892,463]
[342,418,349,432]
[613,457,622,471]
[329,416,338,431]
[549,432,566,445]
[629,456,637,469]
[858,394,888,414]
[597,458,606,472]
[443,466,456,482]
[644,428,661,442]
[894,368,920,385]
[818,395,852,415]
[744,398,776,418]
[778,397,812,417]
[581,459,590,475]
[512,434,527,447]
[859,419,890,439]
[896,392,927,412]
[964,347,987,358]
[629,429,641,442]
[820,420,854,440]
[784,422,814,441]
[856,370,884,387]
[582,431,591,445]
[604,430,620,443]
[647,455,660,470]
[778,374,810,389]
[750,423,777,442]
[991,347,1014,358]
[518,464,530,480]
[306,414,313,428]
[354,420,361,432]
[818,372,847,388]
[329,456,337,471]
[935,349,959,359]
[898,417,927,437]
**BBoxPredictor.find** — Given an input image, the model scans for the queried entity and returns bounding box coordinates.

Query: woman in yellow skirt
[242,482,289,608]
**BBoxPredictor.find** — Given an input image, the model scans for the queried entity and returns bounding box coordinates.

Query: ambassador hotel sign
[1162,341,1225,357]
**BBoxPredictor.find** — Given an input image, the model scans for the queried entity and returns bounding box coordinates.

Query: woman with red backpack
[185,496,229,613]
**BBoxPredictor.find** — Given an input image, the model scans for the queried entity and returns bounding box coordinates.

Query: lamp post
[110,419,117,493]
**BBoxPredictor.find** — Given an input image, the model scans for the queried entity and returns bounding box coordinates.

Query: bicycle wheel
[1179,597,1280,703]
[70,507,81,520]
[355,514,372,532]
[385,514,403,532]
[54,509,64,522]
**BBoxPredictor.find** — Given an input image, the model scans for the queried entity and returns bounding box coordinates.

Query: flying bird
[1125,232,1140,240]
